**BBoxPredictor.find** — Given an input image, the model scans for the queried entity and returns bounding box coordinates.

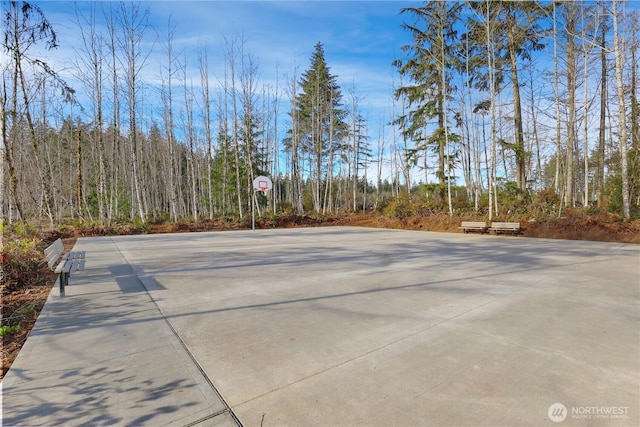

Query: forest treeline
[1,1,639,226]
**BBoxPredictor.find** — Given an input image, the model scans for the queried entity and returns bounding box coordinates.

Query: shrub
[528,188,562,219]
[0,325,20,336]
[383,193,415,219]
[1,226,47,293]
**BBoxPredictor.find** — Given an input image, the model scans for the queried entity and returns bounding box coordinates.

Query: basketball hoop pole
[252,189,256,231]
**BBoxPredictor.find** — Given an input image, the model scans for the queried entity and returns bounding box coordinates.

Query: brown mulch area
[1,212,638,380]
[1,275,54,377]
[1,236,76,379]
[343,211,640,244]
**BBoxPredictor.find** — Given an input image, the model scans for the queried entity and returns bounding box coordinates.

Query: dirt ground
[1,237,76,379]
[2,211,639,380]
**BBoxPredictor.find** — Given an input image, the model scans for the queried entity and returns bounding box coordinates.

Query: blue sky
[11,1,640,187]
[25,1,421,182]
[34,1,417,124]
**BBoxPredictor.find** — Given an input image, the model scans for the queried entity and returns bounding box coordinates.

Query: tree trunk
[105,5,120,223]
[17,58,54,223]
[1,63,24,221]
[486,0,498,221]
[199,46,214,219]
[565,6,577,208]
[612,0,630,218]
[119,2,148,221]
[597,14,607,208]
[506,8,527,192]
[76,127,84,218]
[227,41,244,217]
[582,8,592,206]
[553,3,563,195]
[439,10,452,216]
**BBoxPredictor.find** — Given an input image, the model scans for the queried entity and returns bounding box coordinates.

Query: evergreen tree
[291,42,346,212]
[394,2,461,191]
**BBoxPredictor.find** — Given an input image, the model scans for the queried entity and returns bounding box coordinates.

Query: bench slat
[490,222,520,228]
[56,253,87,273]
[46,255,60,270]
[67,258,85,272]
[69,251,86,259]
[45,239,64,269]
[54,262,66,274]
[44,245,59,259]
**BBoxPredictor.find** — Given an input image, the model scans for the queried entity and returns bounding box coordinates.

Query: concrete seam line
[183,408,233,427]
[109,237,243,427]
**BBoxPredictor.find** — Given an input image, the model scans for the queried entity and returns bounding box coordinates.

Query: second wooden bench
[488,222,522,236]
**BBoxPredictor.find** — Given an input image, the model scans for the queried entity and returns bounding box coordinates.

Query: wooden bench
[459,221,488,234]
[44,238,85,296]
[488,222,522,236]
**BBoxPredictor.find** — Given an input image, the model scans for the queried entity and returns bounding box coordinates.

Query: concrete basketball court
[3,227,639,426]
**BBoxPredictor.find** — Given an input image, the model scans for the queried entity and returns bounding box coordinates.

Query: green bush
[528,188,562,219]
[1,229,46,292]
[383,193,415,219]
[0,325,20,336]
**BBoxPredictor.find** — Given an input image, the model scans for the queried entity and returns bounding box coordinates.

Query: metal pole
[252,190,255,231]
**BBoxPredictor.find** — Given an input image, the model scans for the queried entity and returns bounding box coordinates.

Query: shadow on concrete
[3,365,199,427]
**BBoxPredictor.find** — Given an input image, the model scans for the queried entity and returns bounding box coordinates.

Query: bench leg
[59,272,68,296]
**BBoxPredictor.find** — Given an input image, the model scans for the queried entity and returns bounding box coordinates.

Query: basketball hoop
[251,175,273,232]
[253,176,273,194]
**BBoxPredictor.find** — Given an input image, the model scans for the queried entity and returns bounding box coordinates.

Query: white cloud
[22,1,412,152]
